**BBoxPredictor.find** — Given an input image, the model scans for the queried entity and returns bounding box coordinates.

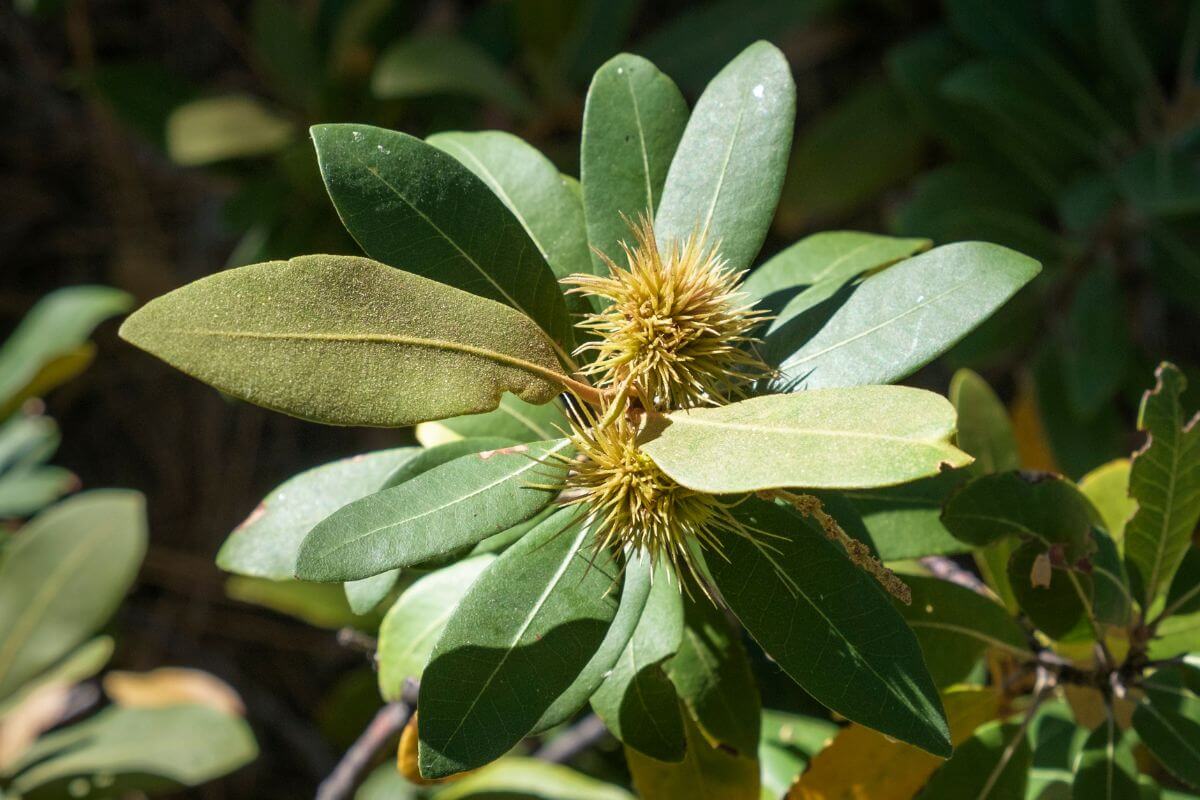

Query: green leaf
[625,708,760,800]
[1073,716,1140,800]
[918,719,1030,799]
[217,447,419,580]
[0,467,77,518]
[224,576,366,630]
[758,711,838,798]
[418,509,619,779]
[1061,262,1131,418]
[6,705,256,794]
[768,242,1041,390]
[716,499,951,757]
[1007,538,1092,641]
[1123,363,1200,610]
[0,413,59,475]
[297,439,570,582]
[1163,548,1200,619]
[741,231,931,305]
[343,570,399,616]
[1079,460,1136,545]
[668,594,761,757]
[418,396,567,447]
[436,757,634,800]
[941,472,1097,559]
[377,555,495,701]
[0,637,113,718]
[166,95,295,165]
[898,574,1032,686]
[840,474,969,560]
[119,255,569,427]
[250,0,321,109]
[429,131,592,283]
[950,368,1020,475]
[0,286,131,411]
[381,438,516,489]
[581,53,688,274]
[371,35,531,116]
[642,388,971,493]
[775,81,924,231]
[1133,688,1200,789]
[590,561,685,762]
[655,41,795,274]
[0,491,146,703]
[311,125,573,353]
[534,550,653,733]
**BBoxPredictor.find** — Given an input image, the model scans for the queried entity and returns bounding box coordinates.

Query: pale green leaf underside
[119,255,567,428]
[642,388,971,492]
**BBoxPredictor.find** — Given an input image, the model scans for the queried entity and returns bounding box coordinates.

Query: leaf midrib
[663,415,955,450]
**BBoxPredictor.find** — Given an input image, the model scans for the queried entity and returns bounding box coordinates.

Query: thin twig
[336,628,379,655]
[315,681,418,800]
[919,555,994,598]
[532,714,608,763]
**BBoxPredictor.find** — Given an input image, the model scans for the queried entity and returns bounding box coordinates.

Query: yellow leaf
[1078,459,1135,543]
[1063,685,1136,731]
[415,421,464,448]
[102,668,244,716]
[626,708,759,800]
[787,687,1000,800]
[398,712,460,785]
[1010,373,1058,473]
[0,681,71,770]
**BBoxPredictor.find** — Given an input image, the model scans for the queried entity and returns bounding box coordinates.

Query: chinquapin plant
[119,42,1044,792]
[787,363,1200,800]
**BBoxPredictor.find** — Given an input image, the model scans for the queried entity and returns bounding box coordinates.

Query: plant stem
[532,714,609,763]
[315,681,418,800]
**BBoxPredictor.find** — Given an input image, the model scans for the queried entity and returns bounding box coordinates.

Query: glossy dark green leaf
[371,35,531,115]
[667,595,761,757]
[377,555,496,702]
[217,447,419,580]
[655,41,795,274]
[534,550,653,733]
[715,499,950,757]
[581,54,688,274]
[1092,528,1133,627]
[429,131,591,283]
[7,705,257,795]
[1124,364,1200,609]
[950,369,1020,475]
[642,388,970,493]
[297,439,570,582]
[1007,539,1092,641]
[0,491,146,702]
[941,471,1096,560]
[758,711,838,798]
[1073,716,1140,800]
[0,286,131,411]
[769,242,1040,390]
[918,719,1030,799]
[120,255,569,427]
[898,574,1032,686]
[418,509,619,779]
[1133,680,1200,789]
[1060,263,1131,419]
[1163,548,1200,620]
[591,562,685,762]
[311,125,573,353]
[741,231,930,305]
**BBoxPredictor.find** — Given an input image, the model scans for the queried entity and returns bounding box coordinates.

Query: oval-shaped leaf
[376,555,496,701]
[343,569,399,616]
[429,131,591,282]
[1072,716,1140,800]
[416,396,568,447]
[0,491,146,702]
[625,709,760,800]
[655,40,795,273]
[418,509,619,779]
[917,719,1030,799]
[217,447,419,580]
[8,705,257,795]
[436,757,633,800]
[769,242,1041,390]
[581,53,688,273]
[534,549,653,733]
[716,499,951,757]
[590,561,685,762]
[311,125,573,353]
[642,388,970,493]
[119,255,569,427]
[371,35,531,116]
[381,437,516,489]
[950,368,1020,475]
[297,439,570,582]
[1123,363,1200,609]
[742,231,931,305]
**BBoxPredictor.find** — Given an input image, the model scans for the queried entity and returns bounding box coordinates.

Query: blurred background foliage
[2,0,1199,796]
